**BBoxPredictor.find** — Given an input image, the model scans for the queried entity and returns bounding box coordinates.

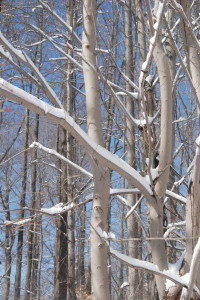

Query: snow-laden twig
[29,142,92,178]
[4,218,32,227]
[0,45,41,88]
[41,202,74,215]
[30,24,82,71]
[0,31,62,109]
[38,0,82,45]
[110,188,140,195]
[165,190,187,204]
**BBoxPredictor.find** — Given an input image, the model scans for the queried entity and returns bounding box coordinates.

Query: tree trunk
[14,109,29,300]
[185,143,200,292]
[180,0,200,116]
[24,113,40,300]
[149,1,173,298]
[3,189,13,300]
[54,127,68,300]
[125,1,139,298]
[82,1,110,299]
[66,1,76,299]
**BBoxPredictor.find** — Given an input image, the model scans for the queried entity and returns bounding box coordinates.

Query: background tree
[1,1,200,300]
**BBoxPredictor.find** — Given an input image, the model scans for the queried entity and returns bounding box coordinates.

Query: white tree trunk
[82,1,110,299]
[149,1,173,298]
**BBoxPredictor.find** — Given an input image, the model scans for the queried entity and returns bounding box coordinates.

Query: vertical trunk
[185,143,200,292]
[24,114,39,300]
[54,127,68,300]
[165,5,177,265]
[77,204,86,287]
[180,0,200,116]
[148,1,173,298]
[3,189,13,300]
[82,1,110,299]
[14,109,29,300]
[135,0,146,67]
[125,1,139,298]
[66,2,76,299]
[54,2,76,299]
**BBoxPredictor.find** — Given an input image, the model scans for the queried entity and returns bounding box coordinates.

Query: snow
[195,135,200,146]
[120,282,129,288]
[173,117,186,123]
[0,46,13,62]
[29,142,93,178]
[110,247,190,288]
[116,195,131,207]
[167,221,186,229]
[4,218,32,226]
[32,5,42,12]
[0,78,154,201]
[145,167,158,184]
[115,91,138,99]
[165,190,187,204]
[95,226,116,240]
[41,202,74,215]
[110,188,140,195]
[142,61,148,71]
[145,75,154,86]
[0,31,62,109]
[150,36,156,45]
[166,251,185,290]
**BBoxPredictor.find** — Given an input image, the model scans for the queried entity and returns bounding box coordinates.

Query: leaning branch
[0,78,154,203]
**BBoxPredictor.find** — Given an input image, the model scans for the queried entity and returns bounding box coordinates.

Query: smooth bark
[149,1,173,298]
[82,1,110,299]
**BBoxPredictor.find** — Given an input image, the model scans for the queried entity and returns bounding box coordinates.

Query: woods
[1,0,200,299]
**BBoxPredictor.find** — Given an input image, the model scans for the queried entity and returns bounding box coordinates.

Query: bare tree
[1,1,200,300]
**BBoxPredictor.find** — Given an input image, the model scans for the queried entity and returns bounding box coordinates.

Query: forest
[0,0,200,299]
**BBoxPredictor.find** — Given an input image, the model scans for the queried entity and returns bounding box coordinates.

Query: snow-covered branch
[109,247,190,289]
[29,142,92,178]
[0,31,62,108]
[0,78,154,203]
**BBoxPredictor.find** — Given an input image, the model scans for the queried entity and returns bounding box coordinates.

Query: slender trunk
[54,127,68,300]
[66,2,76,299]
[3,189,13,300]
[77,204,86,287]
[165,6,177,265]
[55,2,76,299]
[148,1,173,298]
[82,1,110,299]
[24,114,39,300]
[125,1,139,298]
[14,109,29,300]
[150,46,172,297]
[180,0,200,117]
[185,144,200,293]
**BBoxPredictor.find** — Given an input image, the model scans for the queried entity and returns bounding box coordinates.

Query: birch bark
[125,1,139,298]
[82,1,110,299]
[148,1,173,298]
